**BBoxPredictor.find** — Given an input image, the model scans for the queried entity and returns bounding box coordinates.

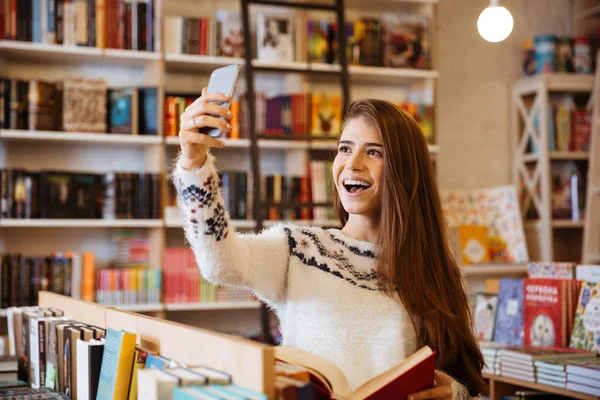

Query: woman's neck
[341,214,379,244]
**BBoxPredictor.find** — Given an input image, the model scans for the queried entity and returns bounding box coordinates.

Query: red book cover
[0,0,5,40]
[362,352,435,400]
[571,110,591,151]
[523,278,567,348]
[10,0,16,40]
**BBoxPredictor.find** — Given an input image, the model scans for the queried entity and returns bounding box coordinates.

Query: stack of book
[1,0,160,52]
[534,358,571,388]
[480,342,502,375]
[497,347,597,383]
[163,248,253,305]
[0,78,158,135]
[0,252,95,308]
[566,360,600,396]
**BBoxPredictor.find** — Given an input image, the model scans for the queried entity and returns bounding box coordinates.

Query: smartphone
[199,64,242,138]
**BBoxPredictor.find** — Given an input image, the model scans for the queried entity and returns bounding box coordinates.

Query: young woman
[173,89,486,400]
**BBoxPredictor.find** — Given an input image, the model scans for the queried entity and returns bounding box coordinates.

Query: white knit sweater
[173,153,470,399]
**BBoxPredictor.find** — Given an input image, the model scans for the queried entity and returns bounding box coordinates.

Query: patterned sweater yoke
[172,153,472,399]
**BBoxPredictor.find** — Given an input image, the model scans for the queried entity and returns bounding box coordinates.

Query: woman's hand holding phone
[179,87,233,171]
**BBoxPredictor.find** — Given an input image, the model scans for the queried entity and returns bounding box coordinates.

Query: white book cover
[76,339,90,400]
[74,0,88,46]
[576,265,600,282]
[137,368,179,400]
[216,9,244,58]
[154,0,162,53]
[164,16,183,54]
[29,318,40,388]
[71,253,82,300]
[63,1,76,46]
[257,13,294,62]
[40,0,48,44]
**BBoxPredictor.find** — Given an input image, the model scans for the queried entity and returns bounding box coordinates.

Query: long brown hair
[334,99,486,396]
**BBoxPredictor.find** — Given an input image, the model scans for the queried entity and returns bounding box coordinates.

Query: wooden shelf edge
[483,373,600,400]
[462,264,528,276]
[0,129,162,144]
[0,219,164,228]
[164,301,260,311]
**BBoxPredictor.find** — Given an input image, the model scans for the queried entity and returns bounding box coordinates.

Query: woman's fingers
[181,129,224,148]
[183,101,232,121]
[182,114,231,134]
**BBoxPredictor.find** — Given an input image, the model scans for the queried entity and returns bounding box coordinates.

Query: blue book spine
[32,0,41,43]
[47,0,56,42]
[96,328,122,400]
[493,279,524,346]
[145,353,171,369]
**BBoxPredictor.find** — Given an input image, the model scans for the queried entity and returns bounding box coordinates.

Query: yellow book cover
[310,94,341,137]
[457,225,490,265]
[127,347,156,400]
[96,328,137,400]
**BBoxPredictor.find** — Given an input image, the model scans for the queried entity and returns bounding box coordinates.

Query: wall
[437,0,573,190]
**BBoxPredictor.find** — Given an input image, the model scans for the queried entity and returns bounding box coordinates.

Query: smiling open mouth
[343,179,372,193]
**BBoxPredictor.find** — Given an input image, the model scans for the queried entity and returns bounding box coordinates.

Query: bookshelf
[511,72,596,262]
[483,373,600,400]
[37,291,276,398]
[0,0,439,340]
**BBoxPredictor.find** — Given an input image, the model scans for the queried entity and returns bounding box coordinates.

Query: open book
[275,345,436,400]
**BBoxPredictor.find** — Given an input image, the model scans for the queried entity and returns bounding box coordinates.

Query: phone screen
[199,64,241,138]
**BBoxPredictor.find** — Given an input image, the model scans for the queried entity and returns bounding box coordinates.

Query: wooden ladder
[583,51,600,264]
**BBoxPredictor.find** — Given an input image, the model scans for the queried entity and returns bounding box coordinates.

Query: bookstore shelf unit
[1,0,440,339]
[511,73,595,262]
[483,373,600,400]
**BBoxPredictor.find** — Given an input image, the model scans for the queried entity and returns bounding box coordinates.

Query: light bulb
[477,2,514,43]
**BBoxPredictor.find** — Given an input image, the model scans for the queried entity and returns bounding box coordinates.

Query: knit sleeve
[171,153,290,306]
[451,380,479,400]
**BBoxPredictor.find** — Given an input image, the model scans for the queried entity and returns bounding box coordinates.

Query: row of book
[0,169,161,220]
[164,91,434,143]
[163,248,254,304]
[0,252,95,308]
[256,13,430,69]
[481,344,600,397]
[523,32,600,75]
[164,15,227,58]
[95,267,162,306]
[0,78,159,135]
[261,161,336,222]
[473,264,600,353]
[0,0,160,52]
[164,9,431,70]
[530,101,592,153]
[6,306,266,400]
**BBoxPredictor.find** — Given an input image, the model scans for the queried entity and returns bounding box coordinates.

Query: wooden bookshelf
[483,373,600,400]
[512,73,596,261]
[0,0,440,341]
[38,292,275,398]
